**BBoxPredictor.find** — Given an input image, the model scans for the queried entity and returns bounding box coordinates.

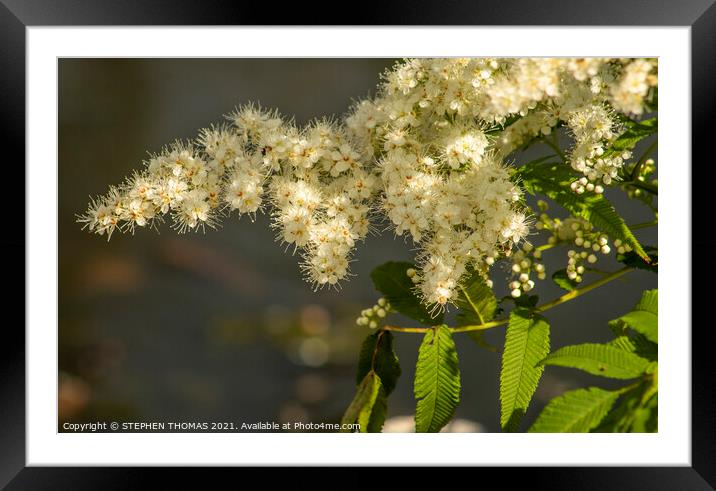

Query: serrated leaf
[595,383,658,433]
[614,289,658,343]
[619,311,658,343]
[593,385,643,432]
[608,117,658,154]
[500,309,550,432]
[529,387,620,433]
[414,325,461,433]
[630,393,658,433]
[356,331,401,395]
[341,371,383,433]
[455,270,497,326]
[608,333,658,361]
[371,261,442,325]
[517,161,648,261]
[608,335,637,353]
[583,200,648,261]
[552,269,579,291]
[506,293,540,309]
[617,246,658,273]
[540,343,650,379]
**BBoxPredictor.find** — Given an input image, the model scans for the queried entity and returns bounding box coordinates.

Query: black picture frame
[2,0,711,487]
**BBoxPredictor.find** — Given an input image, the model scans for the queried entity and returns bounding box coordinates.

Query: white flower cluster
[344,58,655,308]
[610,59,658,116]
[80,104,376,289]
[80,58,657,311]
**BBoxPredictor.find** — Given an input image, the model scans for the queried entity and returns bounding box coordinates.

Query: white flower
[81,57,657,307]
[444,128,489,169]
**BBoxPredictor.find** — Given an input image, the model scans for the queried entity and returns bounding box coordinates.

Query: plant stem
[451,318,508,333]
[532,266,631,313]
[535,242,557,252]
[382,267,633,335]
[381,325,433,333]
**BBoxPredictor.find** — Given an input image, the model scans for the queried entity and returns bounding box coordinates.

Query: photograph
[60,57,659,435]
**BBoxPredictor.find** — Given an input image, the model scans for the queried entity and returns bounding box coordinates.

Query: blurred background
[59,59,657,432]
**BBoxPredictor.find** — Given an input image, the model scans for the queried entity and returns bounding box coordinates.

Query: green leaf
[608,329,658,362]
[608,117,658,154]
[371,261,442,325]
[614,289,658,343]
[593,385,643,432]
[500,309,550,432]
[503,293,539,309]
[529,387,620,433]
[540,343,650,379]
[353,331,401,433]
[356,331,401,395]
[341,371,383,433]
[414,325,461,433]
[551,269,579,291]
[582,200,648,261]
[595,383,658,433]
[366,387,389,433]
[608,335,637,353]
[630,393,658,433]
[517,161,648,261]
[455,270,497,326]
[617,246,658,273]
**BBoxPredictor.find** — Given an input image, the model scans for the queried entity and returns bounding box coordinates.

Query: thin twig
[382,267,634,335]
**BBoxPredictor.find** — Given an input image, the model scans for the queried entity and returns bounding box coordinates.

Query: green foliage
[595,384,657,433]
[414,325,461,433]
[356,331,401,395]
[455,269,498,326]
[607,334,657,362]
[608,117,658,154]
[504,293,539,309]
[533,288,658,433]
[347,330,402,432]
[612,289,658,343]
[371,261,442,325]
[630,393,658,432]
[632,334,658,362]
[352,141,659,434]
[617,246,658,273]
[528,387,621,432]
[500,309,550,432]
[341,371,384,433]
[540,343,650,379]
[454,270,502,354]
[551,269,579,291]
[517,161,648,261]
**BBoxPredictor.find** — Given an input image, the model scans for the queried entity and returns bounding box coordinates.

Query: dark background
[58,58,658,432]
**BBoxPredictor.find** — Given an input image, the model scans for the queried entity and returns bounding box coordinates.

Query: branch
[382,267,634,334]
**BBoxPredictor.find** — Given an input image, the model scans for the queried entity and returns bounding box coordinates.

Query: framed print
[2,0,713,487]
